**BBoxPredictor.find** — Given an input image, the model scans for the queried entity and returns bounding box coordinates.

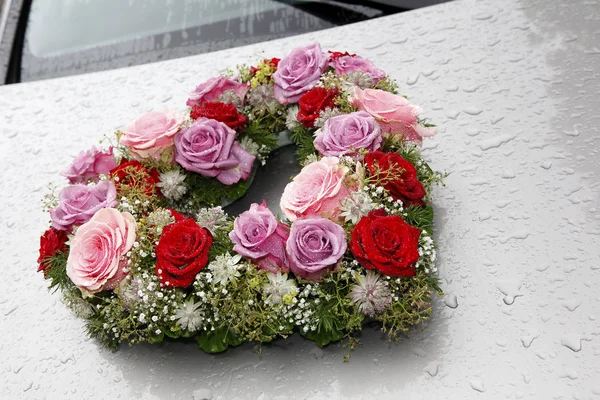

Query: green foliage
[372,76,400,94]
[44,251,73,293]
[289,126,317,163]
[182,173,250,209]
[377,269,437,341]
[334,94,360,115]
[196,326,243,353]
[239,118,279,154]
[403,204,435,232]
[208,221,235,259]
[301,311,346,347]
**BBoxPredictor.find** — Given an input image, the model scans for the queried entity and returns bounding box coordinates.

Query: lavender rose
[62,146,118,184]
[229,201,289,272]
[286,217,347,281]
[174,117,255,185]
[50,180,118,231]
[314,111,382,158]
[329,55,386,83]
[273,43,327,104]
[186,76,249,107]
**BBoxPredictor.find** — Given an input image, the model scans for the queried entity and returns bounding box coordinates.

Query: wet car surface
[0,0,599,398]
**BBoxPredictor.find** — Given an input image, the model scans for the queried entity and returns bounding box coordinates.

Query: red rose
[155,219,213,287]
[297,87,338,128]
[37,228,68,275]
[110,159,160,196]
[350,209,421,277]
[365,151,426,206]
[190,101,248,131]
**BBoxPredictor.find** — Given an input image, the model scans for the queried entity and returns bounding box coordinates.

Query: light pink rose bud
[119,110,183,161]
[350,87,436,145]
[66,208,137,296]
[280,157,350,222]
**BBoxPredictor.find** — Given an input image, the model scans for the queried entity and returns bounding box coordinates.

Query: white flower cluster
[285,105,300,130]
[239,137,270,166]
[117,196,152,217]
[361,183,405,216]
[156,170,187,201]
[415,233,437,274]
[266,276,320,334]
[340,191,376,224]
[208,253,243,286]
[313,107,342,128]
[195,206,228,235]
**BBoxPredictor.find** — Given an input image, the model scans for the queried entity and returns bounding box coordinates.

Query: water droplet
[561,334,583,352]
[425,362,439,377]
[463,107,483,115]
[444,293,459,309]
[541,161,552,170]
[501,169,516,179]
[562,299,582,312]
[193,388,213,400]
[406,75,419,85]
[479,134,515,151]
[520,331,540,348]
[470,379,485,392]
[496,281,522,305]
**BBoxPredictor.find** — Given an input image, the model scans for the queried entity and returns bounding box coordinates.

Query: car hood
[0,0,599,398]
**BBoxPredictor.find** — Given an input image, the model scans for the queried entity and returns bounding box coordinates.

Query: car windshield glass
[27,0,328,57]
[21,0,387,81]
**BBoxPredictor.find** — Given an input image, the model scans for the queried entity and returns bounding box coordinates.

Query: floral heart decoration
[38,43,443,357]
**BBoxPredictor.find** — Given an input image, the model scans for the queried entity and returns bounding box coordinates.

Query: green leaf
[196,327,243,353]
[403,204,434,231]
[300,314,346,347]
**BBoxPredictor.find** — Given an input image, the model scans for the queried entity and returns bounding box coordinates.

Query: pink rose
[62,146,118,184]
[329,55,386,83]
[186,76,250,107]
[120,110,183,161]
[280,157,350,221]
[350,87,436,145]
[229,201,289,273]
[66,208,137,296]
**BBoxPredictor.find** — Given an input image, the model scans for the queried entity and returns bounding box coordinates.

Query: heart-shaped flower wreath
[38,43,443,356]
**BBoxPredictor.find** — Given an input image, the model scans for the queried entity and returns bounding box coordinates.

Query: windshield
[19,0,446,82]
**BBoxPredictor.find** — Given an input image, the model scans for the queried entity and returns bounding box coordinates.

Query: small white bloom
[208,253,243,285]
[314,107,342,128]
[340,71,374,93]
[173,299,205,332]
[285,105,301,130]
[239,137,260,157]
[263,271,297,305]
[156,170,187,201]
[196,207,228,234]
[349,271,392,317]
[340,191,376,224]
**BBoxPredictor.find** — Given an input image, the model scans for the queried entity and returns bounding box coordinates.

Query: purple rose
[273,43,327,104]
[186,76,249,107]
[174,117,255,185]
[286,217,347,281]
[314,111,382,159]
[329,55,386,83]
[61,146,118,184]
[50,180,118,231]
[229,201,290,272]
